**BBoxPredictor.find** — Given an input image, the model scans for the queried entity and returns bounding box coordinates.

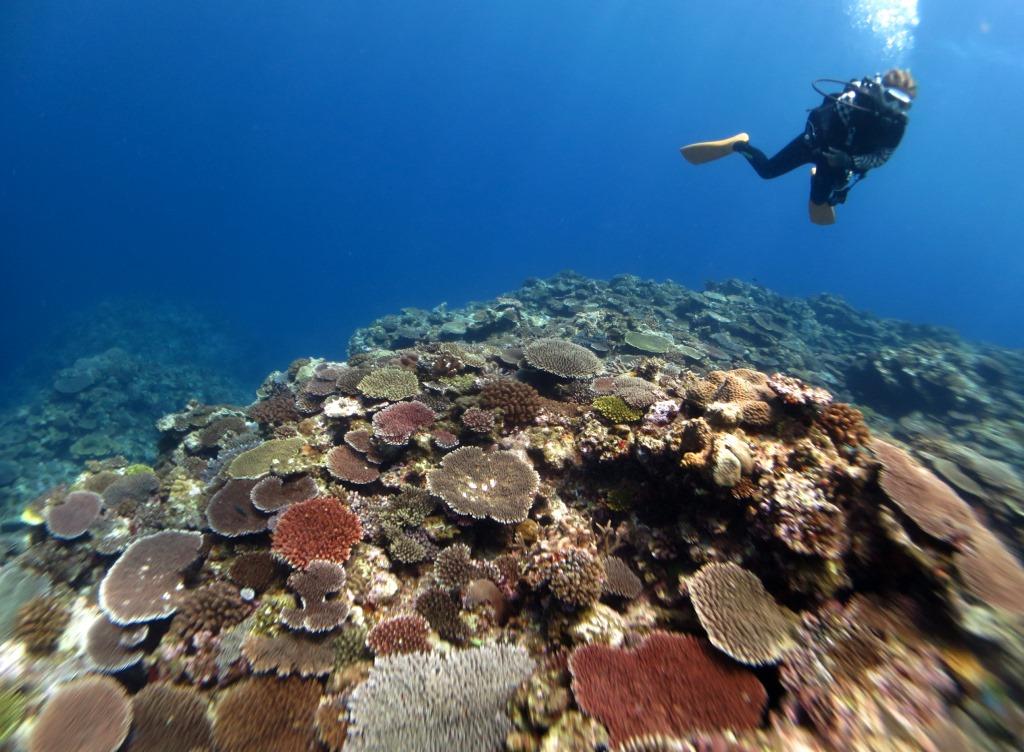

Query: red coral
[272,497,363,569]
[569,632,766,747]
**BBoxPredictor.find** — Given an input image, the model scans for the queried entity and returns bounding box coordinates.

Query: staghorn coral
[569,632,767,747]
[242,632,336,677]
[99,530,205,624]
[372,400,436,444]
[168,581,252,642]
[427,446,540,523]
[212,676,321,752]
[415,586,470,643]
[127,683,212,752]
[871,439,978,546]
[602,555,643,599]
[205,478,268,536]
[357,367,420,401]
[548,547,606,607]
[12,595,69,654]
[686,562,795,665]
[480,378,542,426]
[524,339,603,379]
[367,614,431,655]
[86,614,148,672]
[461,406,497,433]
[433,542,476,591]
[325,445,380,484]
[250,473,318,513]
[28,676,132,752]
[271,497,362,569]
[247,389,303,425]
[345,643,535,752]
[281,559,351,632]
[45,490,102,539]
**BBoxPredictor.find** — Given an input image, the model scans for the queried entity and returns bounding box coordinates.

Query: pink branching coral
[271,497,363,569]
[372,400,435,445]
[99,530,205,624]
[569,632,767,747]
[46,490,102,539]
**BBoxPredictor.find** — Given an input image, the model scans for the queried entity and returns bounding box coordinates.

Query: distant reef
[351,272,1024,553]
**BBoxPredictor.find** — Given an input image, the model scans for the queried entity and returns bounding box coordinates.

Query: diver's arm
[850,148,893,171]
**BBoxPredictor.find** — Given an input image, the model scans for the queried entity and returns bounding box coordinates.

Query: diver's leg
[734,134,813,179]
[679,133,750,164]
[808,164,838,225]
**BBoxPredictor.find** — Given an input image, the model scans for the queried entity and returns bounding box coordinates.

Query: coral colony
[1,272,1024,751]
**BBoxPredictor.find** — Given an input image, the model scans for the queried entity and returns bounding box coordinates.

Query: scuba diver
[680,68,917,225]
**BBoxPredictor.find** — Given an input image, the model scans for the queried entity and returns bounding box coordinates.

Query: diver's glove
[822,147,854,170]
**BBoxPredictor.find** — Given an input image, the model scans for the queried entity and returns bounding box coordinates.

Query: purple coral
[372,400,436,445]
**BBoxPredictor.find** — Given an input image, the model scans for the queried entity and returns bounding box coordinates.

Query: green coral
[227,437,309,479]
[592,396,643,423]
[333,623,369,667]
[357,367,420,401]
[623,331,673,354]
[0,687,26,743]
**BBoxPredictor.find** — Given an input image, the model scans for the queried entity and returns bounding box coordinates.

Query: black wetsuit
[735,77,908,206]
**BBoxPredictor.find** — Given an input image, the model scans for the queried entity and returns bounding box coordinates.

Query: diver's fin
[809,200,836,225]
[680,133,750,164]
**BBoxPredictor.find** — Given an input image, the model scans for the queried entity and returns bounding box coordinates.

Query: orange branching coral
[569,632,767,747]
[271,497,362,569]
[687,562,795,666]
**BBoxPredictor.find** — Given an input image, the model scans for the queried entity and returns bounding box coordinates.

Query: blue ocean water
[1,0,1022,393]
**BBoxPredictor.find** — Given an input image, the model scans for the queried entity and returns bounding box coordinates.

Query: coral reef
[2,273,1024,751]
[28,676,132,752]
